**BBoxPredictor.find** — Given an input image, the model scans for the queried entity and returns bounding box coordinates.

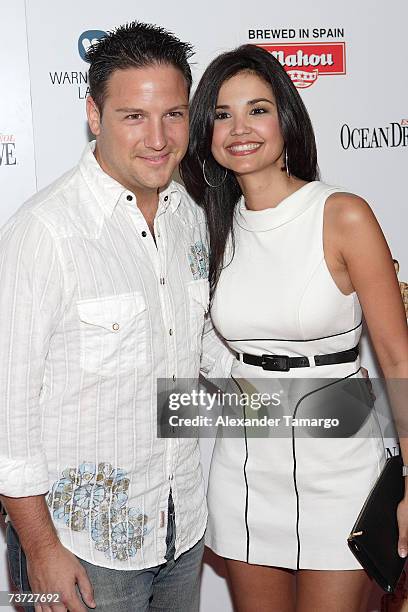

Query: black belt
[238,345,359,372]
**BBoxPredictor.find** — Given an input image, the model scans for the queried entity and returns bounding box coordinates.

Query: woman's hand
[397,497,408,558]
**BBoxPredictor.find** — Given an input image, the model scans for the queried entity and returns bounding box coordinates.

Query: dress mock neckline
[236,181,320,232]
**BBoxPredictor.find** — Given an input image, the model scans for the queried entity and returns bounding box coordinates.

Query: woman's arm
[325,192,408,556]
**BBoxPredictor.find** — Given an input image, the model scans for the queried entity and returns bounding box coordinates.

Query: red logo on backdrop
[257,42,346,89]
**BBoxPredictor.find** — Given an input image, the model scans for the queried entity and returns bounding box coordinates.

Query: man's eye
[126,114,143,120]
[214,112,230,120]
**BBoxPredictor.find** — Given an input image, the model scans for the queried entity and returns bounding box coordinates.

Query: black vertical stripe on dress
[233,376,251,563]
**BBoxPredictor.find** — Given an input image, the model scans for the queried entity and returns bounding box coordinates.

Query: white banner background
[1,1,406,609]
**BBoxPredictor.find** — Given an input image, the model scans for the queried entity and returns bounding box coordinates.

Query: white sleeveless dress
[206,181,386,570]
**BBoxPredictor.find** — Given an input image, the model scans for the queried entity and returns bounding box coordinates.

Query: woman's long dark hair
[180,44,319,296]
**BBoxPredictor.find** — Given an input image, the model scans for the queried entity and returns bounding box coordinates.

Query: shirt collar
[79,140,183,218]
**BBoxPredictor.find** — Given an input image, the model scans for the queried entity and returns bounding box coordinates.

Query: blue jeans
[6,494,204,611]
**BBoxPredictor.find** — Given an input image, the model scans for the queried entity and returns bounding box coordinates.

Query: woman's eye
[251,107,267,115]
[168,111,184,118]
[214,111,230,120]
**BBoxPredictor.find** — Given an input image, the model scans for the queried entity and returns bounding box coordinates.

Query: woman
[181,45,408,612]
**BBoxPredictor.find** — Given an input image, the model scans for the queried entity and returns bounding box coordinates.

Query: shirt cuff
[201,349,235,380]
[0,451,49,497]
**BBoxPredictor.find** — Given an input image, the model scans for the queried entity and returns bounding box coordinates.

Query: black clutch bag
[347,454,406,593]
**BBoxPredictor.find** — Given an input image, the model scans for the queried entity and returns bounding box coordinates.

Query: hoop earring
[202,159,227,188]
[285,148,290,178]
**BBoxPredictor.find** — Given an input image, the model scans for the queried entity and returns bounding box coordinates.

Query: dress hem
[205,541,364,571]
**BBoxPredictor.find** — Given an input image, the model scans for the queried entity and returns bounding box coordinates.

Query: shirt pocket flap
[188,279,210,313]
[77,292,147,332]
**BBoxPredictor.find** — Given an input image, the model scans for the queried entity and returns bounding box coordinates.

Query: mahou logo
[257,42,346,89]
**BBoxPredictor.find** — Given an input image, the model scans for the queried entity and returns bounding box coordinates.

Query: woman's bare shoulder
[325,191,377,231]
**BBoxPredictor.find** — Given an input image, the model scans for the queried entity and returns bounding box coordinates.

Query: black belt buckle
[261,354,290,372]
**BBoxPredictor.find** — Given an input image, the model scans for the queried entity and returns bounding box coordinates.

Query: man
[0,22,232,612]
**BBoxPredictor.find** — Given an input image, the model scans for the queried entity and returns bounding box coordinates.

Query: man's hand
[26,541,96,612]
[361,366,376,403]
[0,494,95,611]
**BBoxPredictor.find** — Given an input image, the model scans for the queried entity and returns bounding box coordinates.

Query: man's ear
[86,96,102,136]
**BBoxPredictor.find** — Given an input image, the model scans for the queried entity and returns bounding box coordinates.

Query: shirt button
[169,329,173,336]
[164,196,168,202]
[126,194,133,201]
[169,474,174,481]
[112,323,120,331]
[160,277,165,285]
[172,375,176,382]
[141,231,147,237]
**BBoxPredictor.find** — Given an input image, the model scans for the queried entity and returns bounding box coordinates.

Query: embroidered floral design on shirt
[188,241,209,280]
[47,462,151,561]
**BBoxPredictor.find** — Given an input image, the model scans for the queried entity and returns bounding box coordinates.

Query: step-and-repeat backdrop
[1,1,406,610]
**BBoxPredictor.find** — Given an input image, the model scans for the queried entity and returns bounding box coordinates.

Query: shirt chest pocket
[188,279,210,355]
[77,292,148,377]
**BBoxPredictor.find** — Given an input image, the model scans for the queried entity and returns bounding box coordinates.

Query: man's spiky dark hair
[87,21,194,110]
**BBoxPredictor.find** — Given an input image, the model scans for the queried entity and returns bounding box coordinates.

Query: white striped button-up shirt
[0,142,233,569]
